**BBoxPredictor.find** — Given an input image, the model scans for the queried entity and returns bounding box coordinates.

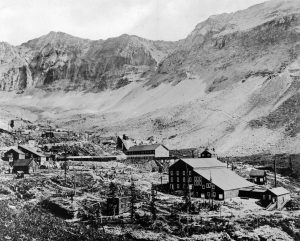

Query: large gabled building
[169,158,254,200]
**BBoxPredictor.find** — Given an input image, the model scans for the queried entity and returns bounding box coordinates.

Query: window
[189,177,192,183]
[189,171,192,175]
[212,192,216,197]
[219,194,223,199]
[183,177,185,182]
[206,183,211,188]
[182,171,185,175]
[170,184,174,190]
[211,184,215,189]
[202,185,205,189]
[177,184,180,189]
[207,192,210,197]
[170,177,173,182]
[170,171,173,176]
[177,177,180,182]
[201,193,205,198]
[176,171,179,175]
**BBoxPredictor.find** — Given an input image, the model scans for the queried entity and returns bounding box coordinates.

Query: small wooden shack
[262,187,291,210]
[12,159,37,174]
[249,169,267,185]
[200,148,212,158]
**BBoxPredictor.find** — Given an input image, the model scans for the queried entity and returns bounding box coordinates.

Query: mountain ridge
[0,0,300,156]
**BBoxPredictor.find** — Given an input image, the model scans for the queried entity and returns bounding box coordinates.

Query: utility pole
[210,173,213,208]
[185,164,191,213]
[274,159,277,187]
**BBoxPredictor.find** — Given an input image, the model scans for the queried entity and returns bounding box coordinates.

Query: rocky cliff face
[155,0,300,89]
[0,32,177,91]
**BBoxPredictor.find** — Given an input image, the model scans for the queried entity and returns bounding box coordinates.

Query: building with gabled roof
[126,144,169,160]
[18,145,46,165]
[249,169,267,185]
[169,158,254,200]
[3,147,25,163]
[263,187,291,210]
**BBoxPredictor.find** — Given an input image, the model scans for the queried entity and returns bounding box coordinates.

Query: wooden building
[200,148,212,158]
[18,145,46,165]
[106,197,130,216]
[66,156,117,162]
[3,147,25,162]
[262,187,291,210]
[12,159,37,174]
[249,169,267,185]
[169,158,254,200]
[126,144,169,160]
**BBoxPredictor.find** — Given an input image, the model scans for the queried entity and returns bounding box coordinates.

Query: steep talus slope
[0,0,300,155]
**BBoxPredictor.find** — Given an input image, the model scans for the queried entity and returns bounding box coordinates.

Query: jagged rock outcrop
[0,32,177,91]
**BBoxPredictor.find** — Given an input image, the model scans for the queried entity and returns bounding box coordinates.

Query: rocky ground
[0,159,299,240]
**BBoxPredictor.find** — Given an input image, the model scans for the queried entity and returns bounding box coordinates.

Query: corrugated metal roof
[13,159,33,167]
[127,144,167,152]
[179,158,226,169]
[18,145,45,157]
[249,169,265,177]
[194,168,255,191]
[268,187,290,196]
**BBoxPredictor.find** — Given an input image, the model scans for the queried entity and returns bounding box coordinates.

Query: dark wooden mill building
[169,158,254,200]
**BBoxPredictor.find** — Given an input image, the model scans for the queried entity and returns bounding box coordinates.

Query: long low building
[126,144,169,160]
[65,156,117,162]
[169,158,255,200]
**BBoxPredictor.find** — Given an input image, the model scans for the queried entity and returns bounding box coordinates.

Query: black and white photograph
[0,0,300,240]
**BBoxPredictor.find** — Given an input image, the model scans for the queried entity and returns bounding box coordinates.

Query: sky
[0,0,268,45]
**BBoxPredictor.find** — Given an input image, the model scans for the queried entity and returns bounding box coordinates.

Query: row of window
[170,177,193,182]
[194,192,223,199]
[170,170,192,176]
[170,183,215,189]
[170,177,215,189]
